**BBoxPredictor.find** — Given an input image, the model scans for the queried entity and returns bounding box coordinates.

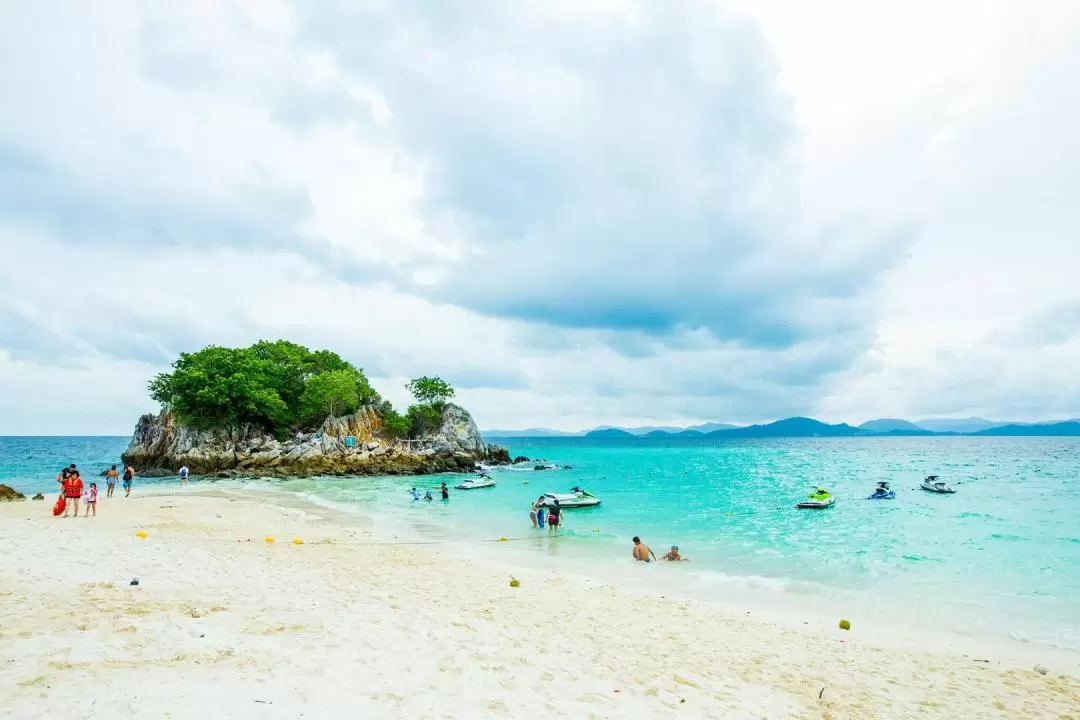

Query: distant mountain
[915,417,1004,433]
[481,428,580,438]
[685,422,739,433]
[584,428,636,439]
[974,421,1080,436]
[709,417,860,438]
[859,418,926,433]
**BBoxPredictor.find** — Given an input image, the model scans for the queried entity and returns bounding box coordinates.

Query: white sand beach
[2,491,1078,719]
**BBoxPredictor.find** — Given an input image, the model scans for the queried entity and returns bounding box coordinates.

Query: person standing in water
[440,482,449,501]
[547,500,562,535]
[178,465,190,487]
[529,496,545,528]
[122,465,135,497]
[105,465,118,498]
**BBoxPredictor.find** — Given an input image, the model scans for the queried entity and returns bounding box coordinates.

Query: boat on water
[920,475,955,494]
[868,481,896,500]
[455,474,496,490]
[541,487,601,508]
[797,487,834,509]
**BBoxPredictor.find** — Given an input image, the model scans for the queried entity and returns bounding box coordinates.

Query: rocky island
[121,340,509,478]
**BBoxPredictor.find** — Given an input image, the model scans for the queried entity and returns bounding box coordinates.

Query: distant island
[123,340,508,477]
[487,416,1080,439]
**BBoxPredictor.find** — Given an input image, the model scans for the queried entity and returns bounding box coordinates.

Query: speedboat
[920,475,955,493]
[455,474,496,490]
[868,481,896,500]
[541,488,601,508]
[796,487,834,509]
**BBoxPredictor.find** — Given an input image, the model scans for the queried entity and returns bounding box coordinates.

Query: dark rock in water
[138,468,173,478]
[0,484,26,502]
[512,455,531,464]
[32,493,44,501]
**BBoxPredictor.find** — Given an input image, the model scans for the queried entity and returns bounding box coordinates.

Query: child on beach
[84,483,98,517]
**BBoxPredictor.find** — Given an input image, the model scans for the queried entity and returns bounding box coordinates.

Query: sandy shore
[1,491,1078,719]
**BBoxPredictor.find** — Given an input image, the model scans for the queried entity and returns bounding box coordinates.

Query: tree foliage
[149,341,378,437]
[405,376,455,407]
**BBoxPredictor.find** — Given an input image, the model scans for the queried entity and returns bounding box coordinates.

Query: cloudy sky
[2,0,1078,434]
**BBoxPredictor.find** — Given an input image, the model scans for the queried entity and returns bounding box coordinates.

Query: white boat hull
[541,491,601,508]
[455,478,496,490]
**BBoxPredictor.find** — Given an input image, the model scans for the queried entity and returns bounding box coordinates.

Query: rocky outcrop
[0,484,26,502]
[121,404,509,477]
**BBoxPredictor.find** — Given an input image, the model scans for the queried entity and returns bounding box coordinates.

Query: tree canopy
[149,340,378,437]
[405,376,456,406]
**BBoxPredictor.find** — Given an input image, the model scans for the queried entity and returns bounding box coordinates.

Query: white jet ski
[541,487,601,508]
[920,475,955,494]
[455,474,496,490]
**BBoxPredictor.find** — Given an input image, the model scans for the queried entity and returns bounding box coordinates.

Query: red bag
[53,495,66,516]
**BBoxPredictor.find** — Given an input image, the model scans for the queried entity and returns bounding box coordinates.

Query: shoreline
[2,490,1078,718]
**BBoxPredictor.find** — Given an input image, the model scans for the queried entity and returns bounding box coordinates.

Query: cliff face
[121,404,510,477]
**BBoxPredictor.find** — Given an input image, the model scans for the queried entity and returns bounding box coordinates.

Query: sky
[2,0,1079,434]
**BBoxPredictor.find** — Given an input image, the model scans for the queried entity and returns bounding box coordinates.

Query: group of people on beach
[55,463,136,518]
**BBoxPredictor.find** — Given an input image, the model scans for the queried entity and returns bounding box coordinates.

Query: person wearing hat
[662,545,689,562]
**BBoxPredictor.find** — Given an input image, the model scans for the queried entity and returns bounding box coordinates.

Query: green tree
[148,341,379,438]
[405,376,455,407]
[299,369,361,423]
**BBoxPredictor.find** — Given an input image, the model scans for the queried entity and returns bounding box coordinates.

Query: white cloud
[2,0,1079,433]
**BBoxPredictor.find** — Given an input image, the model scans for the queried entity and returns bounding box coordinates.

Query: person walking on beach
[84,483,98,517]
[105,465,118,498]
[122,466,135,497]
[62,471,84,518]
[547,499,562,535]
[632,536,657,562]
[178,465,190,487]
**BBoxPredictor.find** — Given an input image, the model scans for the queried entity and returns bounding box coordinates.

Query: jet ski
[868,481,895,500]
[920,475,955,493]
[455,474,496,490]
[540,487,601,508]
[796,487,834,509]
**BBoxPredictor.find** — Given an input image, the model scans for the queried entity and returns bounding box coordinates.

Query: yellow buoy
[135,531,147,539]
[499,536,509,542]
[292,538,303,545]
[509,578,521,588]
[839,619,851,630]
[264,536,275,544]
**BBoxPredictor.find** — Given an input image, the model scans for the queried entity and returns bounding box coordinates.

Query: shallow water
[4,435,1078,650]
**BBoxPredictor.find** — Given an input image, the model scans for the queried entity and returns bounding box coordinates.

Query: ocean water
[3,435,1078,651]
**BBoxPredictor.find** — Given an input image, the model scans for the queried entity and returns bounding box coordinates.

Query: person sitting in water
[662,545,689,562]
[632,536,656,562]
[424,490,434,502]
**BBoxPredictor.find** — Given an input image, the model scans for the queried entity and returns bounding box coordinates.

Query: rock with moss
[0,484,26,502]
[121,403,508,477]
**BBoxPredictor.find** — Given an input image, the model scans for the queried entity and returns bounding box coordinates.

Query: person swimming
[662,545,689,562]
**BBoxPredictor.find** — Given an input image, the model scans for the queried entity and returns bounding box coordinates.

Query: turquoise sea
[3,435,1079,651]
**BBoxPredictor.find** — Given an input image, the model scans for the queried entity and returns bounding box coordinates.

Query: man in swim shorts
[632,536,656,562]
[122,466,135,497]
[547,500,562,534]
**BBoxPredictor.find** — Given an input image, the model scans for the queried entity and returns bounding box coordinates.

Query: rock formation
[121,403,510,477]
[0,484,26,501]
